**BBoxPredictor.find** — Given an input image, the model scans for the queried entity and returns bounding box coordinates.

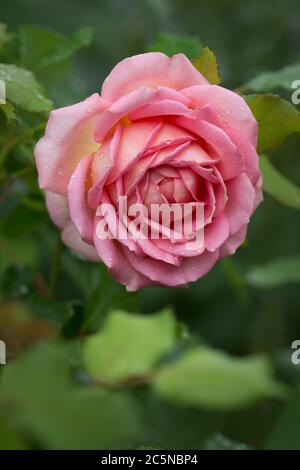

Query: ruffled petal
[101,52,208,101]
[125,248,219,287]
[182,85,258,147]
[172,115,243,180]
[35,93,106,195]
[93,216,152,291]
[68,154,94,243]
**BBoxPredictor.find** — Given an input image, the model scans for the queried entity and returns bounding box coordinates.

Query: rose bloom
[35,52,262,291]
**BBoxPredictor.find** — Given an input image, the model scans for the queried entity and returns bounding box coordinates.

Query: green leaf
[147,33,202,60]
[0,64,53,112]
[83,309,177,382]
[153,347,286,410]
[0,342,143,449]
[0,102,15,122]
[246,64,300,92]
[260,155,300,210]
[20,26,94,75]
[193,47,221,85]
[246,257,300,288]
[244,94,300,153]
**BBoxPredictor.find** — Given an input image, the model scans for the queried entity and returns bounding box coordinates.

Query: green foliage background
[0,0,300,450]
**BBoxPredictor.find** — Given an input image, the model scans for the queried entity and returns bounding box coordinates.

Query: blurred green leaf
[147,33,202,60]
[0,342,143,449]
[153,347,286,410]
[83,309,177,382]
[193,47,221,84]
[260,155,300,210]
[246,257,300,288]
[0,102,15,122]
[246,64,300,92]
[19,26,94,85]
[244,94,300,153]
[0,63,52,112]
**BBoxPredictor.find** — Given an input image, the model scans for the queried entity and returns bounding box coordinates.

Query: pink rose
[35,52,262,291]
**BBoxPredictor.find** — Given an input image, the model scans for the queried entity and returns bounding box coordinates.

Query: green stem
[221,257,250,309]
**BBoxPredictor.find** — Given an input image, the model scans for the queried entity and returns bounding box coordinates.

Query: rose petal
[95,86,193,143]
[62,222,99,261]
[45,191,69,229]
[172,115,243,179]
[125,248,219,287]
[101,52,208,101]
[219,225,248,258]
[106,120,164,185]
[204,214,230,252]
[68,154,94,243]
[225,173,256,235]
[35,93,106,195]
[182,85,258,147]
[93,215,152,291]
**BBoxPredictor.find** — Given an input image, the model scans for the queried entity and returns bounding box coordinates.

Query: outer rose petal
[101,52,208,101]
[45,191,69,230]
[125,248,219,287]
[93,216,152,291]
[68,154,94,243]
[219,225,248,258]
[62,222,99,262]
[35,93,107,195]
[205,215,230,252]
[182,85,258,148]
[225,173,256,235]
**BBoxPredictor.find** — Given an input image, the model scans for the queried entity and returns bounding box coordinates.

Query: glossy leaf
[193,47,221,84]
[0,63,52,112]
[245,94,300,153]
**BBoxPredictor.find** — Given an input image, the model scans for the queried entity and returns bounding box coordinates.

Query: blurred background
[0,0,300,451]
